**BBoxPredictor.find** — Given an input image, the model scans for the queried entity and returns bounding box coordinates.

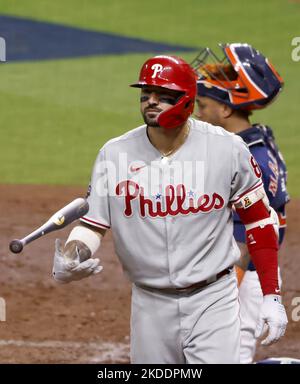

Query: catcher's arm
[235,242,250,286]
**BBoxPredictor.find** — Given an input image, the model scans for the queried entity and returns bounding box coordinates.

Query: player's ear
[222,104,234,119]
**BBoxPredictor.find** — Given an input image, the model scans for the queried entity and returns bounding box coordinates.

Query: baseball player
[52,55,288,364]
[192,43,289,363]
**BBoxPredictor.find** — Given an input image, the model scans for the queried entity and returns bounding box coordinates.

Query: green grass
[0,0,299,196]
[0,54,147,185]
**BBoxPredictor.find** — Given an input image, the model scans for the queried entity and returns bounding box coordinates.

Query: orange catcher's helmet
[191,43,283,111]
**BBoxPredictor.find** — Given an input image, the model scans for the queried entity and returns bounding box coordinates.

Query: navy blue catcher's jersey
[233,124,290,271]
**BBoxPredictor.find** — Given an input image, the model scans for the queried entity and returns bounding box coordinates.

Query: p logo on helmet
[151,64,163,79]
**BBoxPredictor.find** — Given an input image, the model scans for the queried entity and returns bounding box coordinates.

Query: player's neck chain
[160,122,190,158]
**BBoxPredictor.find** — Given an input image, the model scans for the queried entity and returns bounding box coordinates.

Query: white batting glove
[53,239,103,284]
[255,294,288,346]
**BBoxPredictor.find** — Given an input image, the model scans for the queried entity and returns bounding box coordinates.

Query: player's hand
[255,294,288,346]
[52,239,103,284]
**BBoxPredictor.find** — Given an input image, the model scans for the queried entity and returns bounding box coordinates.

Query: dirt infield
[0,185,299,363]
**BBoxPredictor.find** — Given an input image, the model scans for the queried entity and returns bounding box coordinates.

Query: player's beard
[142,109,161,127]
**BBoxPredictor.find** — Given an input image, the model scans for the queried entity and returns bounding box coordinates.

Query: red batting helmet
[130,55,197,129]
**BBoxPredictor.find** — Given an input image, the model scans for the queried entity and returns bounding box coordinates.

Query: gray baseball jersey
[81,117,262,289]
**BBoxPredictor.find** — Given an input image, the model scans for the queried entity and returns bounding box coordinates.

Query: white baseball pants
[130,271,240,364]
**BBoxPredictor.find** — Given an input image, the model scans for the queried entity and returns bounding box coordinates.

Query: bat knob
[9,239,24,254]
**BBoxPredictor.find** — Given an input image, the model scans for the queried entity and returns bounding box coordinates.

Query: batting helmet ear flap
[158,94,195,129]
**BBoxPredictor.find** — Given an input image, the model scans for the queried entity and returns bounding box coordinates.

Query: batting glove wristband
[255,294,288,346]
[52,239,103,284]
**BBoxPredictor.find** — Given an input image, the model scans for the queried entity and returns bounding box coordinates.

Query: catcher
[192,43,290,363]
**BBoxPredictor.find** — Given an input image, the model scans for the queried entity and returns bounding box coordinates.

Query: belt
[173,267,233,292]
[137,267,234,294]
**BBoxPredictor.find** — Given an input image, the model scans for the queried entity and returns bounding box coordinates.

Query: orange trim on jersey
[235,265,245,286]
[277,212,287,228]
[80,216,110,229]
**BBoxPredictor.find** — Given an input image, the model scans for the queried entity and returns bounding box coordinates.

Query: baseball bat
[9,198,89,254]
